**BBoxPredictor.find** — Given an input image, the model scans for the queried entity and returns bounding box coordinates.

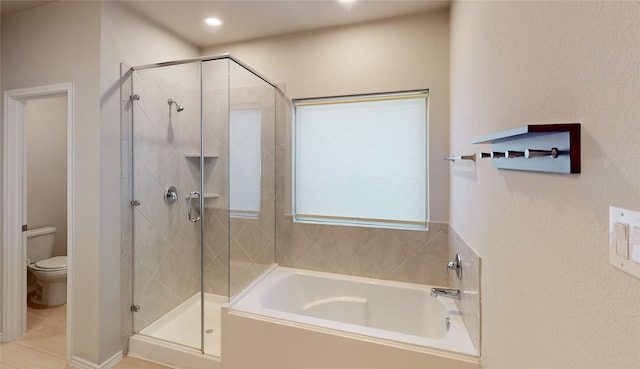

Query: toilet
[26,227,67,308]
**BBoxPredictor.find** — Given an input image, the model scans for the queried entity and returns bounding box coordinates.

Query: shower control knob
[164,186,178,205]
[130,305,141,312]
[446,253,463,280]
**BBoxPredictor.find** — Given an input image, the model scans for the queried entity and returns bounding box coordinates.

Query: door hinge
[130,304,141,312]
[130,200,141,207]
[22,224,28,232]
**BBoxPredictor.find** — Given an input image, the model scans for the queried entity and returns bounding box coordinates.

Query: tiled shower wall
[274,93,450,286]
[449,226,481,354]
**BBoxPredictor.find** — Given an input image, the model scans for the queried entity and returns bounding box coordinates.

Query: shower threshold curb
[129,334,220,369]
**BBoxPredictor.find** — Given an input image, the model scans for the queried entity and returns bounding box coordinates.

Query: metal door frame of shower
[128,54,277,356]
[131,53,278,90]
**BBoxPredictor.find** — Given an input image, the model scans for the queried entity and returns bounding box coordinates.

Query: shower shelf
[184,193,220,199]
[184,153,220,159]
[470,123,581,174]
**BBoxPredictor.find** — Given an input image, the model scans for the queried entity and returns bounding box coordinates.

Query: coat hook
[505,150,525,158]
[525,148,559,158]
[444,154,476,162]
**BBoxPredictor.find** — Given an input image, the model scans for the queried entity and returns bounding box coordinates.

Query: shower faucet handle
[187,191,201,222]
[446,253,463,280]
[164,186,178,205]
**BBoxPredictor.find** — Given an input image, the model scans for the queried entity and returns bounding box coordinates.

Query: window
[293,90,429,230]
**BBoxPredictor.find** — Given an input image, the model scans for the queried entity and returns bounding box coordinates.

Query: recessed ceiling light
[204,18,222,27]
[337,0,356,3]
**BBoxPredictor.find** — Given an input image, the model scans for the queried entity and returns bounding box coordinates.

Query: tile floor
[0,305,169,369]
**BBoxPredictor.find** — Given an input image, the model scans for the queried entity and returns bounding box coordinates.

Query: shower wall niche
[123,56,277,358]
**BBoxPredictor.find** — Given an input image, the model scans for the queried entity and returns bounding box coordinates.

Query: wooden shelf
[471,123,581,174]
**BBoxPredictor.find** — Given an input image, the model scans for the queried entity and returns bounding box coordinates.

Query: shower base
[129,293,225,369]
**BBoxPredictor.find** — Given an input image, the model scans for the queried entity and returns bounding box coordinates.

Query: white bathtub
[224,266,480,368]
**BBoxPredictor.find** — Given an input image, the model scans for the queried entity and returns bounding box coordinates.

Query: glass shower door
[131,62,204,351]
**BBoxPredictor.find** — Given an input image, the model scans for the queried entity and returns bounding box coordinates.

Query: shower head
[167,98,184,112]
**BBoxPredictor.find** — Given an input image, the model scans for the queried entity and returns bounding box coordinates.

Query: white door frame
[2,82,74,362]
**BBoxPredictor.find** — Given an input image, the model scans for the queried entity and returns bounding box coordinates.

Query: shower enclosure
[124,55,277,359]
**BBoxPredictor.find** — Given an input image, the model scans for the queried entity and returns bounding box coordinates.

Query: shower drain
[206,328,214,334]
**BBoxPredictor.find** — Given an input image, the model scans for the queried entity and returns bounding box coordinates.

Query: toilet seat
[33,256,67,271]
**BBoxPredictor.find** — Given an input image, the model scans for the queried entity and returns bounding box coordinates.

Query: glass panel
[131,62,203,350]
[201,59,230,357]
[227,60,277,299]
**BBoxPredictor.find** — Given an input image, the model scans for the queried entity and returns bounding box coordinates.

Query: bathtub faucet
[430,288,461,300]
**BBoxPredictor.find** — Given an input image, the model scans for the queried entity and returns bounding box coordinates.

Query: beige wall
[2,0,198,364]
[27,95,68,257]
[203,10,452,285]
[2,1,102,362]
[0,2,4,324]
[450,1,640,368]
[202,8,450,223]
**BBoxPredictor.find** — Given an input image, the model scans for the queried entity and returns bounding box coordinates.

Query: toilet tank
[26,227,57,263]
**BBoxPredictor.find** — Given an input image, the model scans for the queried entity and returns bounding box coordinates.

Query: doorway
[2,83,74,363]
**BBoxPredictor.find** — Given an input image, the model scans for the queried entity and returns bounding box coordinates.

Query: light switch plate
[615,222,629,258]
[609,207,640,279]
[632,227,640,264]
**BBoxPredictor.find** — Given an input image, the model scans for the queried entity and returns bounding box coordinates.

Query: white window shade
[294,91,428,229]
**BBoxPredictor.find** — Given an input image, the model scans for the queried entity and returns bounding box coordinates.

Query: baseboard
[70,351,123,369]
[70,356,98,369]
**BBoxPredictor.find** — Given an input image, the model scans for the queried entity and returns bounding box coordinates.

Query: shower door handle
[187,191,201,222]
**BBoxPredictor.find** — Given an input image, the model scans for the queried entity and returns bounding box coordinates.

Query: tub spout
[430,288,461,300]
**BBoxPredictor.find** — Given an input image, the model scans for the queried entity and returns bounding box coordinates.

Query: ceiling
[1,1,449,48]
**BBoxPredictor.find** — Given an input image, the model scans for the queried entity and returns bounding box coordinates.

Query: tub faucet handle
[446,253,462,280]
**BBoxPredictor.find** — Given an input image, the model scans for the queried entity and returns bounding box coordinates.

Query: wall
[203,8,450,223]
[203,9,452,285]
[2,1,103,363]
[1,2,4,329]
[26,95,68,257]
[2,0,199,364]
[450,1,640,368]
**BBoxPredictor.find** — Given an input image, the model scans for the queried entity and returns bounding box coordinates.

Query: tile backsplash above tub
[449,225,482,356]
[276,217,450,287]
